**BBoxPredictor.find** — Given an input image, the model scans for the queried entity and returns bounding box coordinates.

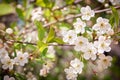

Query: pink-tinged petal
[10,77,15,80]
[4,75,9,80]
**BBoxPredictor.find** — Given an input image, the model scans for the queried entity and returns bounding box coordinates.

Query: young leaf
[0,3,14,16]
[36,0,54,8]
[16,8,24,20]
[25,5,33,20]
[111,6,120,27]
[53,37,64,44]
[65,0,74,4]
[46,27,55,43]
[37,41,48,55]
[34,20,46,41]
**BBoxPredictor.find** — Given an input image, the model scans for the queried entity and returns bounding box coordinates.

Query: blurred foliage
[0,3,14,16]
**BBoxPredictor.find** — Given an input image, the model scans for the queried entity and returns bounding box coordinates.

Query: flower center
[7,61,11,65]
[68,36,72,39]
[101,43,105,48]
[20,57,23,60]
[100,23,105,28]
[79,41,83,45]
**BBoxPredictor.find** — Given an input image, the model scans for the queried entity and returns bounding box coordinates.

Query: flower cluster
[31,7,45,21]
[39,61,54,77]
[0,46,29,70]
[97,0,120,5]
[62,6,113,80]
[95,54,112,72]
[26,72,37,80]
[4,75,15,80]
[64,58,84,80]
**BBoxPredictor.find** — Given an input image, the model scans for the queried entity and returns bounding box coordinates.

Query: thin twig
[43,6,120,27]
[10,40,75,46]
[52,0,82,11]
[14,6,120,46]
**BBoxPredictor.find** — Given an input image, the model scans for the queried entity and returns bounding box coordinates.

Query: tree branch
[43,6,120,27]
[16,6,120,46]
[9,40,74,46]
[52,0,82,11]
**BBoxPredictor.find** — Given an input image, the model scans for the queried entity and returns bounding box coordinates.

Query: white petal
[83,53,90,60]
[4,75,9,80]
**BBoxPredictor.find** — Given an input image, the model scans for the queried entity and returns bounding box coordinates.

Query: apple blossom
[83,43,97,60]
[1,56,14,70]
[74,36,89,52]
[14,51,29,66]
[92,17,112,34]
[4,75,15,80]
[63,30,77,44]
[81,6,95,20]
[73,18,86,34]
[64,67,78,80]
[70,58,84,74]
[0,48,8,60]
[94,36,111,53]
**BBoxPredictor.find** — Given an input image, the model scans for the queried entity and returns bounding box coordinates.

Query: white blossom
[83,43,97,60]
[6,28,13,34]
[24,31,38,43]
[94,36,111,53]
[47,46,55,54]
[40,61,54,77]
[109,0,120,5]
[92,17,112,34]
[97,0,105,3]
[26,72,37,80]
[4,75,15,80]
[70,58,84,74]
[0,48,8,60]
[73,18,86,34]
[14,51,29,66]
[39,68,48,77]
[1,56,14,70]
[96,54,112,71]
[64,67,78,80]
[31,7,44,21]
[43,61,54,71]
[74,36,89,52]
[46,46,56,58]
[81,6,95,20]
[63,30,77,44]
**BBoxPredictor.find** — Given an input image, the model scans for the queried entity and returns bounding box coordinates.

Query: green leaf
[34,20,46,41]
[111,6,119,27]
[44,9,51,18]
[109,15,115,28]
[46,27,55,43]
[53,37,64,44]
[39,44,48,53]
[42,47,48,56]
[0,3,14,16]
[25,5,33,20]
[37,41,48,55]
[16,8,24,20]
[36,0,54,8]
[65,0,74,4]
